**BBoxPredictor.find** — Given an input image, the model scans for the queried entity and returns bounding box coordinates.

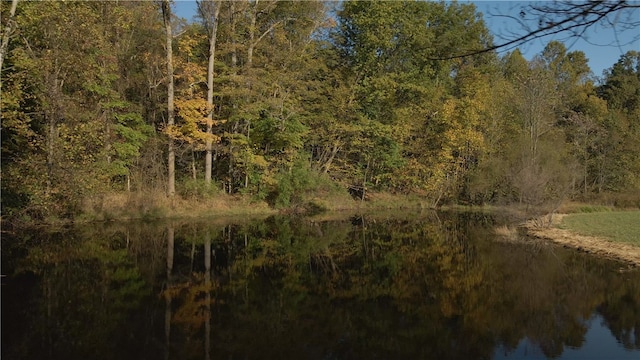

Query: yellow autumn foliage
[166,98,224,149]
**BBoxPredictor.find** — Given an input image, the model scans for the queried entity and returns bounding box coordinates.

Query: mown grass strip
[559,210,640,246]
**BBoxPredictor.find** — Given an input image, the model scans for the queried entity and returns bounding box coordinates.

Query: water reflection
[2,212,639,359]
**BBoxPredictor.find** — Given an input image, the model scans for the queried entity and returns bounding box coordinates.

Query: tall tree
[597,51,640,192]
[1,1,163,217]
[333,0,494,200]
[197,0,221,184]
[161,0,176,197]
[210,0,325,195]
[0,0,19,83]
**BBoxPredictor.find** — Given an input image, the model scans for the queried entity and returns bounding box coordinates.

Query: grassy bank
[558,210,640,247]
[7,191,436,227]
[522,210,640,266]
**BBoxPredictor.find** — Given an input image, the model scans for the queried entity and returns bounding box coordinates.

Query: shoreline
[523,214,640,267]
[6,192,639,269]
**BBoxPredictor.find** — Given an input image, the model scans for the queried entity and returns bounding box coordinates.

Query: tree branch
[429,0,640,60]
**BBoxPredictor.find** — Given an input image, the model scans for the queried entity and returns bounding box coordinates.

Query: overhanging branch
[429,0,640,60]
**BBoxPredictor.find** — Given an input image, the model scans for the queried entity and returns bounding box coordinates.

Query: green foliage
[111,112,153,176]
[271,156,342,209]
[600,51,640,113]
[178,178,220,199]
[1,1,163,219]
[2,0,640,221]
[595,51,640,193]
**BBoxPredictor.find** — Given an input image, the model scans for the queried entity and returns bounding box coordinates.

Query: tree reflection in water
[2,212,639,359]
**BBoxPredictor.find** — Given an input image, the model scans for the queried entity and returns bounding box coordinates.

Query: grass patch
[557,201,614,214]
[559,210,640,246]
[494,225,519,242]
[77,191,276,223]
[361,192,432,210]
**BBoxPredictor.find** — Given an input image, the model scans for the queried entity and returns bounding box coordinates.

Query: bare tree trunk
[191,150,197,180]
[203,1,220,184]
[162,0,176,197]
[247,0,257,68]
[47,115,55,193]
[0,0,18,87]
[361,158,369,201]
[322,143,340,173]
[230,1,237,69]
[247,0,284,70]
[45,73,63,195]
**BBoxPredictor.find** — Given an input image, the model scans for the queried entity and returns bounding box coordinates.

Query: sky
[172,1,640,78]
[472,1,640,78]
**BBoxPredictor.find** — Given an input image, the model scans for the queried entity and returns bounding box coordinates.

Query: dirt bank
[523,214,640,267]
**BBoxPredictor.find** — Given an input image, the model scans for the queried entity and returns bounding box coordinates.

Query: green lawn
[559,210,640,246]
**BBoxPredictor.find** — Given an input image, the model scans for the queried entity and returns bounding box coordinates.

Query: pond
[2,211,639,360]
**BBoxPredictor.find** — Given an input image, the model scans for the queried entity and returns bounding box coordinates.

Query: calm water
[2,211,639,360]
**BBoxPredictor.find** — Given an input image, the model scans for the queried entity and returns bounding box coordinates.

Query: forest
[1,0,639,222]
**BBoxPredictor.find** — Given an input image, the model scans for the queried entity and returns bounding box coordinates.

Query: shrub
[178,179,220,199]
[269,157,345,209]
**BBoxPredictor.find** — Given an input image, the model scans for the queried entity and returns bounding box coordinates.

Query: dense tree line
[2,0,639,220]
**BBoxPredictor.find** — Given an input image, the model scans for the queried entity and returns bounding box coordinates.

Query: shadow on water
[2,211,639,359]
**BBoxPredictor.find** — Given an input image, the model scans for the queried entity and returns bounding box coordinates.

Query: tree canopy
[1,0,639,221]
